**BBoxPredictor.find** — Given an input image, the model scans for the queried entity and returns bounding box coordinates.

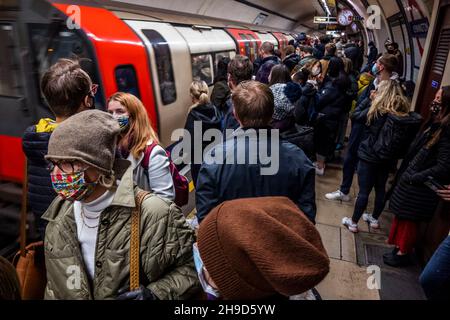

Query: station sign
[313,16,338,24]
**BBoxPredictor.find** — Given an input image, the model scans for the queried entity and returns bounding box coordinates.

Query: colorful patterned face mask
[51,170,97,202]
[113,115,130,129]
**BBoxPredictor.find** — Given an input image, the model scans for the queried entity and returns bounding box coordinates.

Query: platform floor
[315,166,426,300]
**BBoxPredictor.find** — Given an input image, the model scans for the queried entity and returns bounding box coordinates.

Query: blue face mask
[114,115,129,129]
[192,243,221,299]
[372,63,381,76]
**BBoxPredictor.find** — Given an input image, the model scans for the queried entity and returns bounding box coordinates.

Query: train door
[0,16,29,182]
[125,20,191,147]
[271,32,288,52]
[414,0,450,262]
[415,2,450,120]
[225,28,261,62]
[255,32,279,50]
[174,26,236,89]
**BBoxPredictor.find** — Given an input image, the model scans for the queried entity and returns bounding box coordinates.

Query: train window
[239,33,258,62]
[191,54,213,85]
[28,23,104,108]
[115,65,140,98]
[0,24,20,97]
[214,51,234,77]
[142,29,176,105]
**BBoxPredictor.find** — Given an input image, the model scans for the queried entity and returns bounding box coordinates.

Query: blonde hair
[190,80,210,110]
[367,80,410,124]
[108,92,159,158]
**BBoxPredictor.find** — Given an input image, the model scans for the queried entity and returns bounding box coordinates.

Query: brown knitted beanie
[198,197,330,300]
[46,110,121,174]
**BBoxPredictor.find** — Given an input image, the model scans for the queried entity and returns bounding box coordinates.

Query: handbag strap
[20,159,28,257]
[129,190,150,291]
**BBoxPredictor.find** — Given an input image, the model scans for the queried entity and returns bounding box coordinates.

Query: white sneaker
[363,213,380,229]
[325,190,351,202]
[342,217,359,233]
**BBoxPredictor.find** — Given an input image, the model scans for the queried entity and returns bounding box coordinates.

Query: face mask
[430,101,442,115]
[192,243,221,299]
[312,66,321,77]
[51,170,97,202]
[114,115,129,129]
[372,63,382,76]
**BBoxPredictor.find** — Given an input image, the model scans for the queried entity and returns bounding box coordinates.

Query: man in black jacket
[255,42,280,84]
[196,81,316,224]
[22,58,96,239]
[222,55,253,132]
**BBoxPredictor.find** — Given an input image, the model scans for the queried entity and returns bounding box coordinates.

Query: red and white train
[0,0,297,183]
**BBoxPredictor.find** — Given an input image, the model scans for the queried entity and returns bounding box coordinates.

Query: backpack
[373,112,423,161]
[141,143,189,207]
[280,125,315,160]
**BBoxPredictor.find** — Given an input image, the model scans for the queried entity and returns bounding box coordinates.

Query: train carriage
[0,0,300,183]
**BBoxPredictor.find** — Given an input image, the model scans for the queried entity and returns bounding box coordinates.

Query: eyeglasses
[46,161,87,174]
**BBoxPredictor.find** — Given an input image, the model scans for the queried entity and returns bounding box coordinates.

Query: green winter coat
[42,161,200,300]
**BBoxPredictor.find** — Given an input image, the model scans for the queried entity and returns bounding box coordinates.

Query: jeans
[352,160,390,223]
[420,236,450,300]
[336,112,349,147]
[340,123,364,195]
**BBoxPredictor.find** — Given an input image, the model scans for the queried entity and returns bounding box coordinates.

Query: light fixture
[320,0,332,16]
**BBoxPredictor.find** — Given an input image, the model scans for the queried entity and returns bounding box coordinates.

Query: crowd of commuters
[2,33,448,301]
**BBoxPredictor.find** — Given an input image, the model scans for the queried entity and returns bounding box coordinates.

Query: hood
[189,103,222,125]
[358,73,375,87]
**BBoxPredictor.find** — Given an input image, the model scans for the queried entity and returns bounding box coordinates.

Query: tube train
[0,0,299,183]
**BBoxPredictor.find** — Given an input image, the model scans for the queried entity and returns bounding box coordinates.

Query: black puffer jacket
[294,82,317,125]
[357,114,389,164]
[316,79,347,120]
[358,113,422,164]
[22,125,57,238]
[389,125,450,221]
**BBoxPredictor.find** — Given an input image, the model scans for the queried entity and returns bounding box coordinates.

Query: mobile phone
[425,176,445,192]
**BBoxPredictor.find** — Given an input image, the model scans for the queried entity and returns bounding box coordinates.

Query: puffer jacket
[357,110,423,164]
[42,162,199,300]
[22,119,59,239]
[294,82,318,125]
[351,73,375,112]
[390,125,450,221]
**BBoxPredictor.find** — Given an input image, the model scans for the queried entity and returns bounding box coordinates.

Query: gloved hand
[116,285,158,300]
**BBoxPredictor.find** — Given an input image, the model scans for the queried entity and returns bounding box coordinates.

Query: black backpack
[280,125,315,160]
[373,112,422,161]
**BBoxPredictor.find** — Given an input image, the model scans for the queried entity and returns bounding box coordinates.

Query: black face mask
[430,101,442,115]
